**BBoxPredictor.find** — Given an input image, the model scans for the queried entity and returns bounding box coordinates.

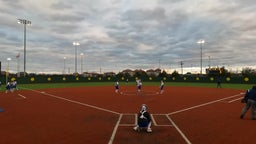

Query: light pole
[63,57,66,74]
[16,53,20,77]
[208,56,211,68]
[80,53,84,74]
[180,61,184,75]
[197,39,205,74]
[73,42,80,74]
[17,19,31,77]
[6,58,11,84]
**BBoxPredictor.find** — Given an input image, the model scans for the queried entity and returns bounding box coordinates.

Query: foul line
[168,93,243,115]
[108,114,123,144]
[21,87,120,115]
[228,97,243,103]
[21,87,125,144]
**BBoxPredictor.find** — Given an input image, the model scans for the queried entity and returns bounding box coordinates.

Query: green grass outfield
[0,82,253,91]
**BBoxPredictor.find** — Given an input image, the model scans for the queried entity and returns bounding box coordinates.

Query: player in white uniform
[136,79,142,93]
[11,81,17,92]
[115,80,119,93]
[160,80,164,94]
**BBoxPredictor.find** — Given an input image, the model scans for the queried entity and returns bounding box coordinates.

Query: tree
[159,70,168,78]
[171,70,179,77]
[134,69,147,77]
[242,67,256,76]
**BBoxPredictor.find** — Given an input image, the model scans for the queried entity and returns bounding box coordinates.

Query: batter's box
[151,114,173,127]
[119,113,137,126]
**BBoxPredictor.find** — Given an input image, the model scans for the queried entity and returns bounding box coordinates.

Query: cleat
[147,128,152,133]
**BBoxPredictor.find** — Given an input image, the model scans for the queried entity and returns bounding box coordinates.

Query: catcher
[133,104,152,132]
[240,86,256,120]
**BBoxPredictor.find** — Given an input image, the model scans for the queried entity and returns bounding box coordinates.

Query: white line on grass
[166,115,192,144]
[168,93,243,115]
[108,114,123,144]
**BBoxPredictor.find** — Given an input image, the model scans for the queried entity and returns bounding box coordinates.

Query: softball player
[240,86,256,120]
[160,80,164,94]
[115,80,119,93]
[11,81,17,92]
[133,104,152,132]
[136,79,142,93]
[5,82,11,93]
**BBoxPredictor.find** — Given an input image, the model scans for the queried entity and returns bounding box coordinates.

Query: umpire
[240,86,256,120]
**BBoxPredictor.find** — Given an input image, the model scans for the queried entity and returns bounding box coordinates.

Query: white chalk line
[168,93,243,115]
[228,97,243,103]
[20,87,123,144]
[18,94,26,99]
[151,114,173,127]
[166,115,192,144]
[20,87,121,115]
[108,114,123,144]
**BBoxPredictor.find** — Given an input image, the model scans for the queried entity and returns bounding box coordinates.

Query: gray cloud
[0,0,255,74]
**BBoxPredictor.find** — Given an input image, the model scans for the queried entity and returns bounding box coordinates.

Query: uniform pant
[240,99,256,119]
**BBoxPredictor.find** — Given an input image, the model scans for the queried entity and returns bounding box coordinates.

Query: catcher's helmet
[141,104,147,111]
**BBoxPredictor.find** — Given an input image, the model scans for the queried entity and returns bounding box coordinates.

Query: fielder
[11,81,18,92]
[133,104,152,133]
[5,82,11,93]
[160,80,164,94]
[136,79,142,93]
[240,86,256,120]
[115,80,119,93]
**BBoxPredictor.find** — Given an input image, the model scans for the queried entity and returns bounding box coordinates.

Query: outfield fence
[0,74,256,84]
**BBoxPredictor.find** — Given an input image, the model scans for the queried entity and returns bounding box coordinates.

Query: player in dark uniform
[217,77,222,88]
[5,82,11,93]
[240,86,256,120]
[133,104,152,132]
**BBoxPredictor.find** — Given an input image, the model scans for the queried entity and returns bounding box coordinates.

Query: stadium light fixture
[197,39,205,74]
[73,42,80,73]
[17,19,31,77]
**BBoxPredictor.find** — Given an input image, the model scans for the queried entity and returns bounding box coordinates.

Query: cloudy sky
[0,0,255,74]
